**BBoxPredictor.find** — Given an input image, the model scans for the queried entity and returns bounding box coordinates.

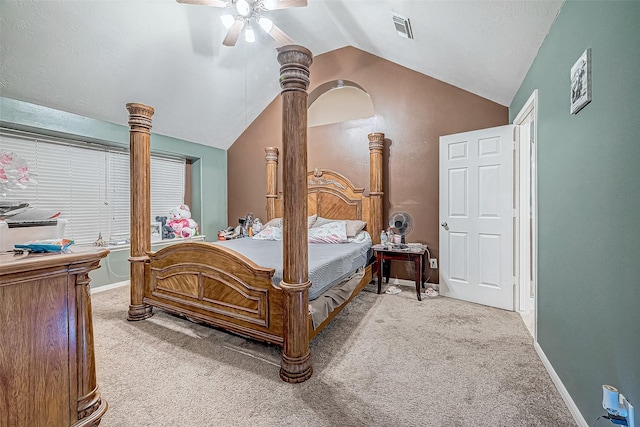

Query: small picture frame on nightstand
[150,222,162,242]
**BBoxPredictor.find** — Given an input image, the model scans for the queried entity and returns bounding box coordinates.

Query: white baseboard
[534,341,588,427]
[91,280,129,294]
[383,278,438,289]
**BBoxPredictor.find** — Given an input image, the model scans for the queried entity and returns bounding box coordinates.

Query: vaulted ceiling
[0,0,563,149]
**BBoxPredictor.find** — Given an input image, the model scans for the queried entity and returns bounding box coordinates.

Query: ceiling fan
[177,0,307,47]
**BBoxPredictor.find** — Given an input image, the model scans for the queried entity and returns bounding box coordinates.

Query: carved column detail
[73,263,108,425]
[277,45,314,383]
[126,103,154,321]
[265,147,279,222]
[368,132,385,244]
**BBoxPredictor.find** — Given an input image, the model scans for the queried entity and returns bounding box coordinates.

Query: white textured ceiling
[0,0,563,149]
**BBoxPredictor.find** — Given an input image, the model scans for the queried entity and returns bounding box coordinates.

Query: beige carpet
[91,283,576,427]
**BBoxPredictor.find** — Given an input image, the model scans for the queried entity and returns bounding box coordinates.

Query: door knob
[441,222,448,228]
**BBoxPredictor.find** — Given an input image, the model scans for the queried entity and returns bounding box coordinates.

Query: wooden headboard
[307,168,365,221]
[264,132,385,243]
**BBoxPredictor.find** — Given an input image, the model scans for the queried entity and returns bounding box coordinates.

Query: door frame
[513,90,538,340]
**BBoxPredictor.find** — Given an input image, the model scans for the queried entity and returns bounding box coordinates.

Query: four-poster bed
[126,45,385,383]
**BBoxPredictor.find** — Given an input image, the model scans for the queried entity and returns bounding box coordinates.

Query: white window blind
[70,146,108,243]
[107,151,130,239]
[150,156,186,222]
[0,130,185,245]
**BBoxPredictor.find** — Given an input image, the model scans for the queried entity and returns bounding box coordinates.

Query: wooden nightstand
[373,244,428,301]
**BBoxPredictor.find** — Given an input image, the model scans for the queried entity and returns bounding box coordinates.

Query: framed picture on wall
[570,48,591,114]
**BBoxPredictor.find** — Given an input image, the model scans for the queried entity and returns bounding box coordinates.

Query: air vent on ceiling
[392,13,413,40]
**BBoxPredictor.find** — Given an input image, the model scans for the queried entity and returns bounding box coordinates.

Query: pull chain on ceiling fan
[177,0,307,47]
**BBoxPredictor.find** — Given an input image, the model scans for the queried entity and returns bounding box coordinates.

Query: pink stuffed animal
[167,205,199,238]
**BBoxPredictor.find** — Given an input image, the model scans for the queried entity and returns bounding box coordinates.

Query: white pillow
[252,225,282,241]
[308,221,348,243]
[347,230,372,244]
[264,214,317,229]
[312,216,334,228]
[264,217,282,228]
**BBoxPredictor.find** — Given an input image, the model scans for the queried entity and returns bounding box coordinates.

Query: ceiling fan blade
[266,22,294,47]
[223,20,245,46]
[261,0,307,11]
[176,0,229,8]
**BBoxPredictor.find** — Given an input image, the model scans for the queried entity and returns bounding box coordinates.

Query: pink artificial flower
[1,152,13,165]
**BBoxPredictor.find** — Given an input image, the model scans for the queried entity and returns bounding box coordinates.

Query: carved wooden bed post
[368,132,385,244]
[265,147,279,222]
[277,45,314,383]
[126,103,154,321]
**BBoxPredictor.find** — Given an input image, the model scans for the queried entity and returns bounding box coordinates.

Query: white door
[439,125,515,310]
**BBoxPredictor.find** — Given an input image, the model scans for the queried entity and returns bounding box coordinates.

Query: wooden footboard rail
[145,242,284,345]
[145,242,374,347]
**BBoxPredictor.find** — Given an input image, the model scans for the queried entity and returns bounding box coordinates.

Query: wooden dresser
[0,248,109,427]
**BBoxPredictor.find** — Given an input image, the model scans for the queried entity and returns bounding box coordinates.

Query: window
[0,129,185,245]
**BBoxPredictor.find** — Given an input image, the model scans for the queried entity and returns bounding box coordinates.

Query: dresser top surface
[0,247,109,274]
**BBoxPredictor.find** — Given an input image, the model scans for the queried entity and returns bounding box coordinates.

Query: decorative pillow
[263,214,317,229]
[308,221,348,243]
[252,225,282,241]
[345,220,366,238]
[312,217,366,238]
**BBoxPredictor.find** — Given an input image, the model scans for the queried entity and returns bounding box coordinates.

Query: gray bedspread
[213,238,371,300]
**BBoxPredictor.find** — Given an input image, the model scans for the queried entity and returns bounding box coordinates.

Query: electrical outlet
[429,258,438,269]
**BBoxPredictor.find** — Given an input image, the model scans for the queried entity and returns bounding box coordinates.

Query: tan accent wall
[228,46,507,282]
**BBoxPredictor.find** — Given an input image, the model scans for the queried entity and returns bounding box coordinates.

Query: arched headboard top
[306,168,366,223]
[308,168,364,195]
[268,167,369,224]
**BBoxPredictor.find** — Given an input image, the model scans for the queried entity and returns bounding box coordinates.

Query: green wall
[0,97,228,287]
[510,2,639,425]
[89,237,206,287]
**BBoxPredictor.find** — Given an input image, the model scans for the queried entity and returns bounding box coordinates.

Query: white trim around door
[513,90,538,340]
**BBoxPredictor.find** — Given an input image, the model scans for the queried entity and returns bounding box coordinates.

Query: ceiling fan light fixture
[220,14,235,29]
[177,0,302,47]
[245,24,255,42]
[257,16,273,33]
[236,0,251,17]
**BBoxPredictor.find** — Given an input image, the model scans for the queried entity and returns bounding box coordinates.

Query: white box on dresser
[0,218,68,251]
